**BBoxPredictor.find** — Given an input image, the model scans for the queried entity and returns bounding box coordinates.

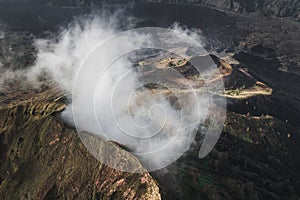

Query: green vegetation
[178,160,220,200]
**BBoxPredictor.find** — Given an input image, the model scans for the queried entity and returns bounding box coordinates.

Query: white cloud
[0,11,214,171]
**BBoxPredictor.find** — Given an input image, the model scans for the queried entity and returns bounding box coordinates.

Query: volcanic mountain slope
[124,49,300,199]
[0,84,161,199]
[0,28,163,200]
[1,3,300,199]
[149,54,300,200]
[1,34,299,199]
[153,111,300,200]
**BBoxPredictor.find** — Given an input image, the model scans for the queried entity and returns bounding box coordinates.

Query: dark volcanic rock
[0,30,36,70]
[6,0,299,20]
[135,0,300,20]
[200,0,300,20]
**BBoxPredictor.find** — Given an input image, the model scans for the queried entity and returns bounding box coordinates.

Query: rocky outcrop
[0,85,161,200]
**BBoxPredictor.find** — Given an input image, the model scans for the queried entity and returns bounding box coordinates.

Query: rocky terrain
[136,0,300,21]
[145,53,300,200]
[0,1,300,200]
[1,0,299,21]
[0,84,161,199]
